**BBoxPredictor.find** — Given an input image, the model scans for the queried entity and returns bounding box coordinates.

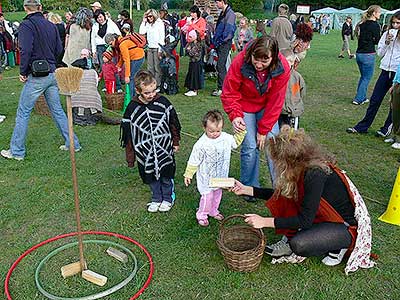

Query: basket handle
[219,214,247,231]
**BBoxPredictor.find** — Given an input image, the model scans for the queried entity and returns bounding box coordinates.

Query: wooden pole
[65,95,85,271]
[130,0,132,20]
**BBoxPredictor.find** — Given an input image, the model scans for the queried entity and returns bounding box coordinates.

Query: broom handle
[66,95,85,271]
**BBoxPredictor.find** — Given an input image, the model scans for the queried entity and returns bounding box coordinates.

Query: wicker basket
[34,95,51,116]
[217,214,266,272]
[105,93,124,111]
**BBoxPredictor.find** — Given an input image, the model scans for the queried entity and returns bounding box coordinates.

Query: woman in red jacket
[221,36,290,202]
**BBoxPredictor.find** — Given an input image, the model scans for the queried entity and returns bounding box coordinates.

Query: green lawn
[1,29,400,299]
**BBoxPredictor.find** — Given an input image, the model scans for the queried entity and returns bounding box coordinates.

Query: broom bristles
[55,67,84,95]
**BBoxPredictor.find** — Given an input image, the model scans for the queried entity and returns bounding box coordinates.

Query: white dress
[187,132,239,195]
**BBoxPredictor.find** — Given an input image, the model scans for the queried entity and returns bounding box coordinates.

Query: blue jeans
[149,177,175,203]
[96,44,107,69]
[240,111,279,187]
[9,73,80,158]
[354,69,393,133]
[129,57,144,98]
[354,53,376,103]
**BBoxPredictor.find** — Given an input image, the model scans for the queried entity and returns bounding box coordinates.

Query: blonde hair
[363,5,381,20]
[48,12,62,24]
[278,4,289,16]
[145,9,159,22]
[267,125,335,199]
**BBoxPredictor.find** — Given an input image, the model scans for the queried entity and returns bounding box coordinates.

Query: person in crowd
[230,125,375,273]
[182,5,206,41]
[177,12,187,57]
[338,16,355,59]
[387,62,400,150]
[351,5,381,105]
[63,7,92,67]
[116,9,133,33]
[255,20,266,38]
[220,36,290,201]
[105,32,145,98]
[184,30,203,97]
[1,0,80,160]
[289,14,297,32]
[279,49,305,130]
[291,22,313,59]
[184,110,246,227]
[0,42,5,123]
[99,50,118,94]
[139,9,165,87]
[121,23,131,37]
[91,9,121,69]
[159,42,178,95]
[48,12,66,67]
[270,3,293,50]
[320,14,329,35]
[347,11,400,137]
[201,5,211,19]
[0,13,15,68]
[120,70,181,213]
[64,11,74,31]
[234,17,253,52]
[212,0,236,97]
[0,12,14,39]
[90,1,102,13]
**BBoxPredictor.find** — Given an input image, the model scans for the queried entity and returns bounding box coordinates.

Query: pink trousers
[196,189,222,221]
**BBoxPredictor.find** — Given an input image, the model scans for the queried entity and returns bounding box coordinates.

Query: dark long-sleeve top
[18,12,63,76]
[341,22,353,40]
[356,20,381,54]
[253,168,356,230]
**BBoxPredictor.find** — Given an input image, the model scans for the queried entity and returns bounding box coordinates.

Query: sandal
[198,219,209,227]
[211,214,224,221]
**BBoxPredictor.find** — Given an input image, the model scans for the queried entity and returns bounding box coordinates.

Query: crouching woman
[230,125,375,274]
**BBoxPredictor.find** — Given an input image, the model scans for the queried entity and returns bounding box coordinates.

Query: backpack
[120,33,147,49]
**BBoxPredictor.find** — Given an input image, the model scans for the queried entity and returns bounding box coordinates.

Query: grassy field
[1,25,400,299]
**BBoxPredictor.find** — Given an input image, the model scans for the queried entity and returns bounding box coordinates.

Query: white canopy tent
[333,7,363,30]
[310,7,339,29]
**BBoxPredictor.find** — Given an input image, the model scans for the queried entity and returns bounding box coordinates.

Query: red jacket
[99,61,118,82]
[221,51,290,135]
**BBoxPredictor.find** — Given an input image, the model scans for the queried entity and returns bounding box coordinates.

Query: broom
[55,67,107,286]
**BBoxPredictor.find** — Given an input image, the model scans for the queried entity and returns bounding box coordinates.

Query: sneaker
[158,200,173,212]
[101,88,107,92]
[1,149,24,161]
[211,89,222,97]
[392,142,400,149]
[346,127,360,134]
[338,54,344,58]
[59,145,81,152]
[0,115,6,123]
[352,99,369,105]
[384,137,395,143]
[147,202,161,212]
[322,248,347,266]
[243,195,257,203]
[117,89,123,93]
[375,124,393,138]
[184,90,197,97]
[349,54,355,59]
[265,236,293,257]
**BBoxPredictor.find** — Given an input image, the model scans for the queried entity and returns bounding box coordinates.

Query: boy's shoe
[375,124,393,138]
[338,54,344,58]
[1,149,24,161]
[346,127,367,134]
[392,142,400,149]
[158,201,173,212]
[265,236,293,257]
[349,54,355,59]
[101,88,107,92]
[0,115,6,123]
[147,202,161,212]
[322,248,347,266]
[184,90,197,97]
[211,89,222,97]
[384,137,395,143]
[117,89,123,93]
[59,145,81,152]
[352,99,369,105]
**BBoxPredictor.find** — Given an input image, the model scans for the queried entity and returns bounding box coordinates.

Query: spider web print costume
[121,95,181,184]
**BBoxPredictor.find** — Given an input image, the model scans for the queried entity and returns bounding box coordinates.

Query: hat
[90,1,102,8]
[23,0,41,6]
[102,50,113,61]
[80,48,90,57]
[121,23,131,30]
[188,30,197,40]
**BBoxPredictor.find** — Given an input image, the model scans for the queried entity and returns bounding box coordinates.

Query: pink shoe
[198,219,209,227]
[211,213,224,221]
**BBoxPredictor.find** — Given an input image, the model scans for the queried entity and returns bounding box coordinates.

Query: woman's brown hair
[244,36,279,72]
[267,125,336,200]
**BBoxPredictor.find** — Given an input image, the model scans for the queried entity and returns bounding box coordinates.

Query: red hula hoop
[4,231,154,300]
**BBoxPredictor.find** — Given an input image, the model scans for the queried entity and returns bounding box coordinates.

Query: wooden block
[209,177,235,188]
[61,261,86,279]
[82,269,108,286]
[106,247,128,263]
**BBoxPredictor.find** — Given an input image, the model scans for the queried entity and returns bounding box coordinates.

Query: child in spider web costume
[121,71,181,213]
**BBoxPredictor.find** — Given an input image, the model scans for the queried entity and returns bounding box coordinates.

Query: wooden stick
[61,260,87,278]
[65,95,85,271]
